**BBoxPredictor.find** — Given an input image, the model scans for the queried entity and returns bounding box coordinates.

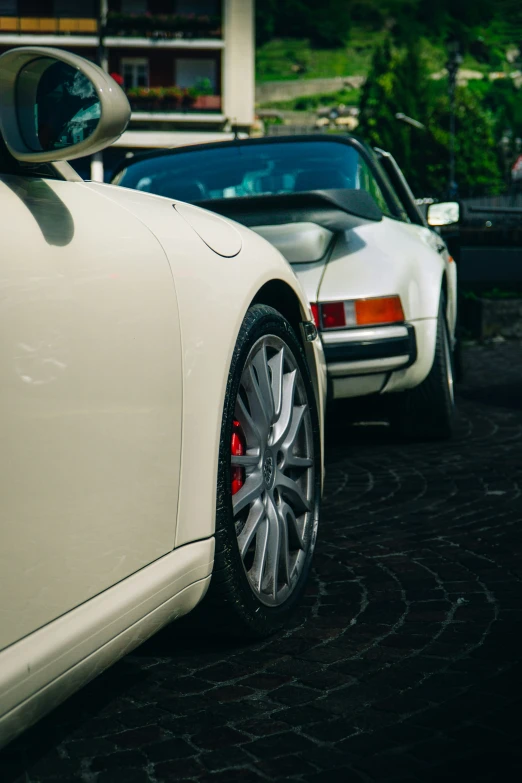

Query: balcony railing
[126,87,222,113]
[0,17,98,34]
[105,13,222,40]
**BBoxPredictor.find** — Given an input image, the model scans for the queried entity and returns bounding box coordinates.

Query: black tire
[453,330,464,383]
[192,304,321,639]
[389,296,455,441]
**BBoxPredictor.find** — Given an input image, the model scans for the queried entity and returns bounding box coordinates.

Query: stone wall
[461,297,522,339]
[256,75,365,104]
[480,298,522,339]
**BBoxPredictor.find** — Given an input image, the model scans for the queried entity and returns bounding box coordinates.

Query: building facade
[0,0,255,179]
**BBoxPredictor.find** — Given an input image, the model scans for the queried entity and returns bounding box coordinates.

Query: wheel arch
[250,279,306,349]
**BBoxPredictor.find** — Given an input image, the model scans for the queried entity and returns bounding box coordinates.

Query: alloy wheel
[230,335,315,607]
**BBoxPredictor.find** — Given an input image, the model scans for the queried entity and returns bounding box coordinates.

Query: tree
[357,38,399,153]
[255,0,351,48]
[424,86,505,197]
[358,39,503,197]
[390,41,430,193]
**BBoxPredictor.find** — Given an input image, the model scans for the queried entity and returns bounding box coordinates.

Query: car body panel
[84,182,326,548]
[317,219,450,322]
[0,174,183,651]
[254,216,455,396]
[316,218,452,393]
[383,318,438,392]
[0,537,214,749]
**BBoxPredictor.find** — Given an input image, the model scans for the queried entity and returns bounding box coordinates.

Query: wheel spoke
[264,494,281,600]
[231,454,259,467]
[281,404,306,453]
[250,515,269,593]
[232,471,263,516]
[276,501,292,585]
[271,369,297,447]
[237,499,265,558]
[276,470,311,513]
[268,347,284,419]
[252,343,276,425]
[245,346,274,443]
[285,454,313,469]
[235,395,261,448]
[279,500,304,551]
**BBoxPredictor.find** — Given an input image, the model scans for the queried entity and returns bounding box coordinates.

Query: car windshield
[113,140,377,203]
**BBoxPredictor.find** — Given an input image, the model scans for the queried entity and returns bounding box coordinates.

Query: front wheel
[389,296,455,441]
[198,304,321,638]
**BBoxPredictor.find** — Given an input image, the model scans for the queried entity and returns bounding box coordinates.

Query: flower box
[127,88,221,113]
[193,95,222,111]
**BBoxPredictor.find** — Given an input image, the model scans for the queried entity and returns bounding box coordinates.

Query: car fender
[318,217,448,323]
[83,183,326,548]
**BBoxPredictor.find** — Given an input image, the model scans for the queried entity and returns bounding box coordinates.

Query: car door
[0,164,183,651]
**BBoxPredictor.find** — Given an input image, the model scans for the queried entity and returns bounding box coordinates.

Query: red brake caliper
[231,419,246,495]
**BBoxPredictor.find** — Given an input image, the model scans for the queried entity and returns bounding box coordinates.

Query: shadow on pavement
[459,381,522,411]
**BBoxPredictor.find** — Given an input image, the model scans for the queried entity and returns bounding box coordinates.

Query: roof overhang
[111,130,248,149]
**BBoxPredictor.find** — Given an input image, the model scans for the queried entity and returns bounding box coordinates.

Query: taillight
[321,301,346,329]
[310,303,319,328]
[231,419,246,495]
[355,296,405,325]
[318,295,405,330]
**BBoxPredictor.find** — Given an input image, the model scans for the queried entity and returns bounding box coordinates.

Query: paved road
[3,341,522,783]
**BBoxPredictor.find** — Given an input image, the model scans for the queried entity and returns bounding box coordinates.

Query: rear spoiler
[196,189,382,232]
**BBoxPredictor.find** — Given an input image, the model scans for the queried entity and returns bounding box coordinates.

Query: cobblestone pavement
[2,342,522,783]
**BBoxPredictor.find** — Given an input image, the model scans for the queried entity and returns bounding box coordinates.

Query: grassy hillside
[256,30,511,87]
[256,28,386,83]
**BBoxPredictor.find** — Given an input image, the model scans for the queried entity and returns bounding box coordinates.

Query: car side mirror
[427,201,460,226]
[0,46,130,163]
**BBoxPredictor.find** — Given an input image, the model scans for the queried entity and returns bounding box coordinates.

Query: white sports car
[0,48,326,748]
[112,136,459,440]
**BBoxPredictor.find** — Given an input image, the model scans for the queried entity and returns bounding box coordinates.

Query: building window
[55,0,96,15]
[18,0,52,13]
[121,0,148,13]
[175,0,219,14]
[176,58,217,91]
[121,58,149,89]
[0,0,17,14]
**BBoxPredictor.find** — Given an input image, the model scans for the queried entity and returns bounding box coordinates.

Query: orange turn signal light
[354,295,405,326]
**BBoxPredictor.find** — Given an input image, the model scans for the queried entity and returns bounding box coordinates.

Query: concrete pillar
[222,0,255,129]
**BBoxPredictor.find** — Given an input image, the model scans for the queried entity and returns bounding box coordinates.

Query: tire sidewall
[439,295,456,414]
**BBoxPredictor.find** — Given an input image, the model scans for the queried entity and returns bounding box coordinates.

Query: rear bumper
[322,323,417,377]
